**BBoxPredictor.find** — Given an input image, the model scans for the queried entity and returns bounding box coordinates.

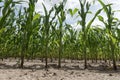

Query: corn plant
[16,0,40,68]
[78,0,104,69]
[0,0,120,71]
[0,0,17,60]
[42,3,59,68]
[98,0,120,70]
[87,28,102,62]
[54,1,66,68]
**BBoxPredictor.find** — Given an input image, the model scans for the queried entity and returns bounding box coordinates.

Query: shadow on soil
[0,60,120,74]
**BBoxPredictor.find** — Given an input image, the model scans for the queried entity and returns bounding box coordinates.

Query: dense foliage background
[0,0,120,70]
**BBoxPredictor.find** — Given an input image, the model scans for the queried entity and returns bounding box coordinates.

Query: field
[0,0,120,80]
[0,59,120,80]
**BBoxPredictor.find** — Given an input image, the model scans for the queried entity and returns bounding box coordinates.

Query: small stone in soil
[45,69,49,71]
[19,75,22,77]
[82,72,85,74]
[9,77,11,79]
[70,71,74,75]
[109,74,113,76]
[77,74,81,76]
[24,73,27,75]
[53,72,57,76]
[42,73,46,77]
[32,69,36,72]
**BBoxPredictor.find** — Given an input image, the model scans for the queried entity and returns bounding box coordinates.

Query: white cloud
[71,22,82,30]
[20,0,120,27]
[35,0,44,13]
[65,0,79,9]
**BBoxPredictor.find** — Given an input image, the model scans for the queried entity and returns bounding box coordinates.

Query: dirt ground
[0,59,120,80]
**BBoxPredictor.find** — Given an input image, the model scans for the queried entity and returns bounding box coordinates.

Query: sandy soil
[0,59,120,80]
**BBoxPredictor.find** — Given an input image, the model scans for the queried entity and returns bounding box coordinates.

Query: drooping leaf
[87,8,103,30]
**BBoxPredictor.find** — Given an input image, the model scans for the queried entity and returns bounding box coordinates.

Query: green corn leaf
[113,18,119,21]
[48,7,54,18]
[42,3,48,18]
[108,32,116,44]
[87,8,102,30]
[98,15,104,21]
[86,2,90,11]
[61,11,66,21]
[87,11,92,14]
[98,0,108,13]
[0,17,1,21]
[98,0,112,17]
[0,28,6,34]
[77,20,82,25]
[68,9,73,16]
[73,8,78,16]
[33,13,40,21]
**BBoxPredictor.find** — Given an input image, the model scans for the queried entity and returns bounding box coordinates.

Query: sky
[1,0,120,29]
[34,0,120,29]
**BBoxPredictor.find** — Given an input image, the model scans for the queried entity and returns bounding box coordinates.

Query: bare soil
[0,59,120,80]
